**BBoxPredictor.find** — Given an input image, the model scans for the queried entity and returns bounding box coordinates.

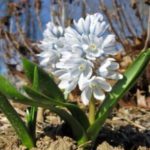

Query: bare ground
[0,106,150,150]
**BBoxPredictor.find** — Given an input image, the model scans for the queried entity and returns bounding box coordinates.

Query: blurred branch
[143,7,150,50]
[131,0,145,31]
[99,0,127,50]
[116,0,136,38]
[112,0,126,39]
[15,15,35,55]
[0,29,40,55]
[34,0,43,32]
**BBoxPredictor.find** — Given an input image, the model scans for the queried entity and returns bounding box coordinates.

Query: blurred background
[0,0,150,108]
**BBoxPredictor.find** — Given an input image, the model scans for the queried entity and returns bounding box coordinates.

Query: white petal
[81,87,92,105]
[59,80,70,89]
[68,78,78,92]
[37,51,49,57]
[54,70,66,77]
[96,13,104,21]
[96,77,112,92]
[56,62,65,69]
[101,59,111,68]
[59,72,71,80]
[86,55,96,61]
[107,72,123,80]
[65,27,80,41]
[74,18,85,34]
[82,44,89,50]
[58,26,64,35]
[108,62,119,70]
[78,74,89,90]
[84,15,91,34]
[40,57,50,65]
[93,88,105,101]
[98,22,109,36]
[102,34,116,48]
[118,74,123,79]
[94,23,103,36]
[82,66,92,78]
[90,22,97,34]
[99,69,109,77]
[105,58,115,61]
[103,46,118,55]
[71,69,80,77]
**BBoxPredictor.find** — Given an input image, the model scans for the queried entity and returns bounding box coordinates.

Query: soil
[0,106,149,150]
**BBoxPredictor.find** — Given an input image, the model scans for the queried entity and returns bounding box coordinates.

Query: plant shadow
[94,125,150,150]
[41,124,150,150]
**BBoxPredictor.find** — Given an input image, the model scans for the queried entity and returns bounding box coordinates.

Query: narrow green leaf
[0,76,88,143]
[64,103,90,130]
[48,106,88,144]
[87,48,150,141]
[22,58,65,102]
[0,93,34,148]
[0,75,52,107]
[33,66,39,90]
[26,66,39,141]
[0,75,27,101]
[24,85,90,130]
[25,106,37,141]
[23,85,58,105]
[22,58,90,130]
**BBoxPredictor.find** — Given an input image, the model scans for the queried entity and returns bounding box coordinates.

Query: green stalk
[89,97,95,125]
[0,93,34,149]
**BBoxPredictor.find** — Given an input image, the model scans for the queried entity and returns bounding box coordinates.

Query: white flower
[79,76,112,105]
[73,13,108,36]
[81,35,104,60]
[43,22,64,40]
[65,14,119,60]
[42,23,64,52]
[38,22,65,71]
[60,50,83,62]
[56,57,93,77]
[38,13,123,105]
[55,57,93,92]
[37,40,62,71]
[38,49,60,69]
[98,58,123,80]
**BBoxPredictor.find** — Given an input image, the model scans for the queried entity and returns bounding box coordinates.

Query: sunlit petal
[93,88,105,101]
[81,87,92,105]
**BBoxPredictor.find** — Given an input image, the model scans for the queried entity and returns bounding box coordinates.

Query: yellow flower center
[79,64,85,71]
[89,44,97,51]
[90,83,97,88]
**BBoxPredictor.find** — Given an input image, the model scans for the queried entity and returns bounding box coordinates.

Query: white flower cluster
[38,13,123,105]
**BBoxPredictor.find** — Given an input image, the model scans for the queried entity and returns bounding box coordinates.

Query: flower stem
[89,96,95,125]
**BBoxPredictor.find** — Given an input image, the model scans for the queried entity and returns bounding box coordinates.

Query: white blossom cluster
[38,13,123,105]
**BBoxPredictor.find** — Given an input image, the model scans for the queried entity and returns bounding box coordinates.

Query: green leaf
[0,75,28,102]
[63,103,90,130]
[22,58,90,130]
[87,48,150,141]
[48,106,88,144]
[23,85,58,105]
[0,93,35,148]
[0,76,88,144]
[26,66,39,141]
[26,107,37,131]
[32,66,39,90]
[0,75,53,108]
[24,85,90,130]
[22,57,65,102]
